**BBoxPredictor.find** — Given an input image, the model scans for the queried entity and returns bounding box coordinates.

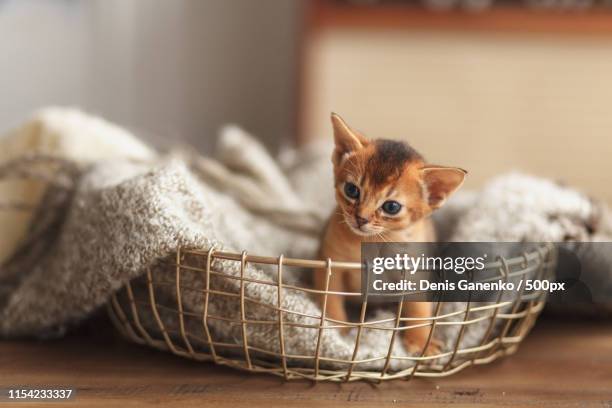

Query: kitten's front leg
[401,301,442,356]
[314,267,349,333]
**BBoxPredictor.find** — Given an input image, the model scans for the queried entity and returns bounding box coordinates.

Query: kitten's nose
[355,215,369,227]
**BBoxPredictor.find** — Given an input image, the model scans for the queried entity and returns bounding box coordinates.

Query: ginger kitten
[315,113,467,355]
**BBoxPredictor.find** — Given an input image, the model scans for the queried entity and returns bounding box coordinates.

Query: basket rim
[181,242,556,271]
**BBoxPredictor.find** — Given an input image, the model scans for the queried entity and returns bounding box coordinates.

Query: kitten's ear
[421,166,467,209]
[331,113,368,165]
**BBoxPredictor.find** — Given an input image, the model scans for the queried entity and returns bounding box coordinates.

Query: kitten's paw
[402,333,443,357]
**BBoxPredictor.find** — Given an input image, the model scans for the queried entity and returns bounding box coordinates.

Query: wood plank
[309,0,612,35]
[0,320,611,407]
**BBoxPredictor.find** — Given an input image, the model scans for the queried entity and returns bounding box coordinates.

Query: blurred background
[0,0,300,152]
[2,0,612,200]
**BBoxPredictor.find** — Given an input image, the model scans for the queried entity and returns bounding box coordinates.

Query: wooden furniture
[1,319,610,407]
[299,0,612,203]
[305,1,612,34]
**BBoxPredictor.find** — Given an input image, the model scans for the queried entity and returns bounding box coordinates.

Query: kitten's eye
[344,182,360,200]
[381,200,402,215]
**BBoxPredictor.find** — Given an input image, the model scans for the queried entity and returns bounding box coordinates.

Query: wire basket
[107,243,557,382]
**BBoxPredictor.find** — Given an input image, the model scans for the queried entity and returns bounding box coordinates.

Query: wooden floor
[0,319,610,407]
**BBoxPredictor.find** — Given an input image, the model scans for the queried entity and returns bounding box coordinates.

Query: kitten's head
[330,113,466,237]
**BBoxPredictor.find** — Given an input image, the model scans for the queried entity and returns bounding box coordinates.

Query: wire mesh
[108,243,556,382]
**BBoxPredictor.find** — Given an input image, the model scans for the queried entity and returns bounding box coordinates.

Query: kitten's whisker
[374,230,389,243]
[379,230,391,243]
